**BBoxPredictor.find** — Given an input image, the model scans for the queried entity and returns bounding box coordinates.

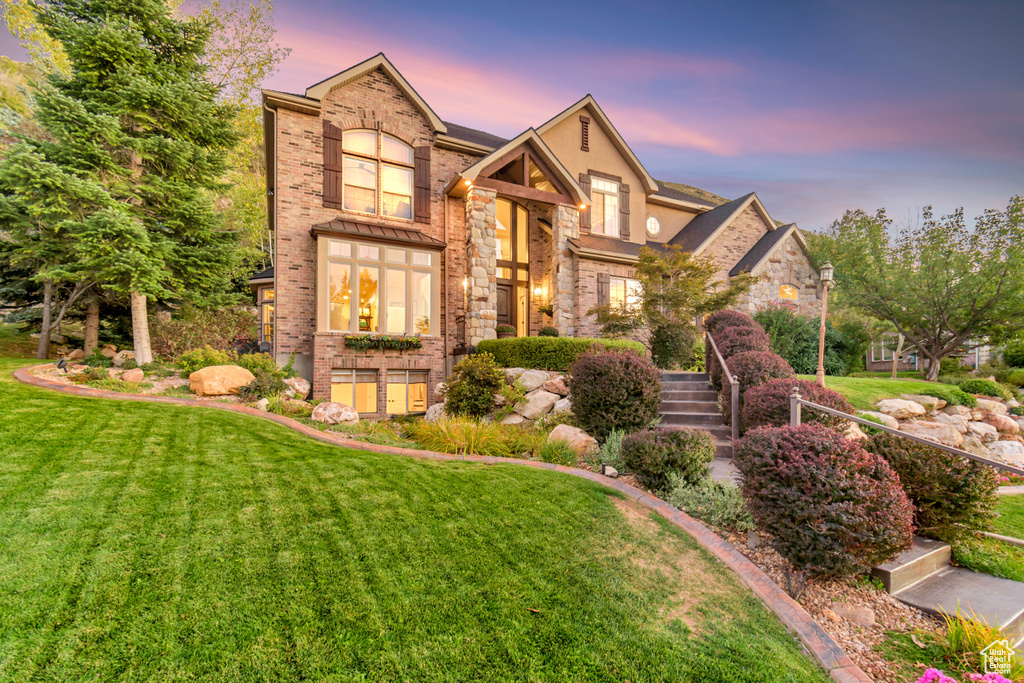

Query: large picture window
[386,370,428,415]
[331,369,378,413]
[341,130,414,220]
[326,238,436,336]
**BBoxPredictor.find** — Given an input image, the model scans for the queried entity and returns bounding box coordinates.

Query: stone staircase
[660,372,733,463]
[873,536,1024,645]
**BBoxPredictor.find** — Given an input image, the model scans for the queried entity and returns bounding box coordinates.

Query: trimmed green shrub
[752,302,856,376]
[235,352,279,377]
[538,326,559,337]
[620,426,715,493]
[177,346,232,377]
[734,424,914,578]
[538,439,577,466]
[650,324,696,370]
[495,324,516,335]
[865,432,998,542]
[914,384,977,408]
[667,478,754,532]
[720,350,794,423]
[568,350,661,441]
[741,377,853,432]
[703,309,760,337]
[238,368,287,401]
[958,378,1013,401]
[598,429,626,469]
[1003,338,1024,369]
[477,336,645,372]
[1006,369,1024,387]
[444,352,505,418]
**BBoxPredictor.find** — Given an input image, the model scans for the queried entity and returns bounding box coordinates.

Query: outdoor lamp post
[816,261,835,387]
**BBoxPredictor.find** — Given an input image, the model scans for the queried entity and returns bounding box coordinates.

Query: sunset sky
[4,0,1022,231]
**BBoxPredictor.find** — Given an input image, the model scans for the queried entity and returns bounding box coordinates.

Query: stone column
[551,204,580,337]
[465,187,497,346]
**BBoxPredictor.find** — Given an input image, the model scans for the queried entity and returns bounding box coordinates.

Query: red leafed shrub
[865,432,998,542]
[719,351,794,424]
[568,349,661,441]
[710,326,772,387]
[704,309,761,337]
[620,426,716,493]
[741,377,853,431]
[734,424,914,578]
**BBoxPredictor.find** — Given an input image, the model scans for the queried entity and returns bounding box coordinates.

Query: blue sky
[4,0,1021,230]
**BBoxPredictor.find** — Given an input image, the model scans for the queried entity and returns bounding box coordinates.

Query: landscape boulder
[548,424,597,456]
[283,376,311,399]
[832,603,876,628]
[67,349,84,361]
[514,389,559,419]
[121,368,144,383]
[989,440,1024,466]
[960,435,994,459]
[858,410,899,430]
[504,367,527,384]
[899,394,945,411]
[844,422,869,441]
[984,413,1020,435]
[898,420,964,448]
[942,405,973,419]
[424,403,445,423]
[256,398,269,412]
[189,365,255,396]
[931,413,969,434]
[967,422,999,443]
[551,397,573,416]
[112,350,135,367]
[975,398,1008,416]
[875,398,926,420]
[543,376,569,396]
[500,413,526,425]
[310,401,359,425]
[516,369,548,392]
[100,347,117,359]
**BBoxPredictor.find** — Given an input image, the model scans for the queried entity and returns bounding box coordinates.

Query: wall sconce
[533,286,543,296]
[462,278,468,290]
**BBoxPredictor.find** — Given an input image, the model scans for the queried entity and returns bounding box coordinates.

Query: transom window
[341,130,414,219]
[610,276,641,311]
[591,176,619,237]
[326,238,435,336]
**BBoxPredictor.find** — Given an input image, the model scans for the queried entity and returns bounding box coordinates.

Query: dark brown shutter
[580,115,590,152]
[414,145,431,224]
[579,172,591,234]
[322,120,344,208]
[619,183,630,240]
[597,272,610,307]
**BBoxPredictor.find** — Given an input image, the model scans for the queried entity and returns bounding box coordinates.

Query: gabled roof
[728,224,814,276]
[304,53,447,134]
[536,95,658,194]
[667,192,776,255]
[442,122,509,149]
[445,128,590,206]
[248,266,275,284]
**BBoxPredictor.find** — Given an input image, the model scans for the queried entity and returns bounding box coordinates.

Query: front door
[496,284,512,327]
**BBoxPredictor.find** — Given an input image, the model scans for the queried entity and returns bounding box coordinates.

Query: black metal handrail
[789,387,1024,477]
[707,331,739,442]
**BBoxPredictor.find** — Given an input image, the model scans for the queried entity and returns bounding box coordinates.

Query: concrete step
[709,454,737,484]
[661,389,718,401]
[714,441,733,460]
[892,566,1024,645]
[658,411,725,427]
[872,536,952,593]
[660,400,719,413]
[662,371,708,382]
[661,380,712,391]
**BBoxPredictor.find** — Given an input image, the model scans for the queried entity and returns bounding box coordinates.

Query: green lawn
[995,495,1024,539]
[0,357,826,682]
[796,374,947,410]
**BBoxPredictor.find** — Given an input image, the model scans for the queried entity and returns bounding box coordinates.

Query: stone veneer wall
[464,186,497,346]
[528,201,553,335]
[551,205,579,336]
[738,231,822,316]
[701,204,773,279]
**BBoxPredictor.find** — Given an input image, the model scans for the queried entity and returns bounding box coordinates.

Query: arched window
[340,129,415,219]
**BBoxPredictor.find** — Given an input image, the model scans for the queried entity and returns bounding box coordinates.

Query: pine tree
[25,0,239,363]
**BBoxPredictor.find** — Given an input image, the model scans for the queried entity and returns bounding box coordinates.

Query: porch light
[533,286,543,296]
[579,204,586,210]
[464,180,472,186]
[462,278,467,289]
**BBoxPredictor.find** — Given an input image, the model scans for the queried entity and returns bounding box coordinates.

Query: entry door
[496,284,512,327]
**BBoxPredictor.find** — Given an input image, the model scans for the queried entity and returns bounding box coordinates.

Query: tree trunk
[130,291,153,365]
[84,299,100,356]
[891,334,904,379]
[925,354,941,382]
[36,280,53,360]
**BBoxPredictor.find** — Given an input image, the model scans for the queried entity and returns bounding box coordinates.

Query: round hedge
[704,309,761,337]
[719,350,794,424]
[568,349,661,441]
[710,326,772,387]
[620,426,716,493]
[734,424,913,578]
[741,377,853,431]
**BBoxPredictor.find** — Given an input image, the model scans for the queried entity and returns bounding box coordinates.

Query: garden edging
[15,364,870,683]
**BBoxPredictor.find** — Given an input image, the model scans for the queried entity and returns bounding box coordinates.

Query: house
[255,53,823,415]
[865,334,994,374]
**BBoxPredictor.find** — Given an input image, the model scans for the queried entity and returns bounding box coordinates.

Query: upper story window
[646,215,661,237]
[336,129,414,220]
[591,176,619,237]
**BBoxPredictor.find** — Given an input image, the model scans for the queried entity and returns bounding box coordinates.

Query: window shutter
[579,173,591,234]
[619,183,630,240]
[580,115,590,152]
[322,120,344,208]
[597,273,610,307]
[414,145,431,224]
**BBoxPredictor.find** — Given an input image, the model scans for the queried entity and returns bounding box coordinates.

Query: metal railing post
[731,382,740,442]
[790,387,802,427]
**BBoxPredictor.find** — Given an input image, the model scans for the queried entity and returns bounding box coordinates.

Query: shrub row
[957,378,1013,401]
[476,336,645,372]
[741,378,853,432]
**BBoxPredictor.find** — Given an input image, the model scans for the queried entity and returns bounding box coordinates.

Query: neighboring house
[253,53,823,414]
[865,335,994,373]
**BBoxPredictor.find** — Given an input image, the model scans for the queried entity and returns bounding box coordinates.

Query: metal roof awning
[310,220,448,250]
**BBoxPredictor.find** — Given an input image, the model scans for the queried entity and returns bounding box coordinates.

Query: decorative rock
[500,413,526,425]
[310,401,359,425]
[875,398,926,419]
[989,440,1024,466]
[121,368,144,382]
[103,344,116,353]
[602,465,619,478]
[504,368,527,384]
[976,398,1008,416]
[112,350,135,367]
[984,413,1020,435]
[552,397,572,415]
[188,365,255,396]
[859,411,899,430]
[968,422,999,443]
[898,420,964,448]
[548,424,597,456]
[833,603,876,628]
[543,377,569,396]
[900,394,945,411]
[1015,417,1024,431]
[942,405,973,419]
[256,398,269,412]
[515,389,559,419]
[516,369,548,392]
[424,403,445,423]
[845,422,869,441]
[434,382,446,399]
[100,347,117,359]
[746,531,761,550]
[283,376,311,399]
[932,413,969,434]
[1007,399,1021,408]
[823,608,841,624]
[961,435,994,458]
[67,349,84,361]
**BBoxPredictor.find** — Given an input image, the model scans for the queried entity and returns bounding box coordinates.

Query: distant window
[591,176,619,237]
[646,215,661,237]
